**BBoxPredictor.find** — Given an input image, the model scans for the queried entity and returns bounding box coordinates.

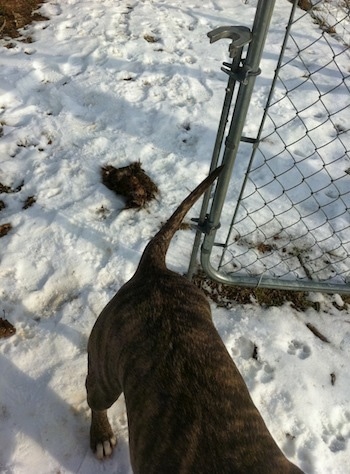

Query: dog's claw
[110,436,117,448]
[95,437,117,460]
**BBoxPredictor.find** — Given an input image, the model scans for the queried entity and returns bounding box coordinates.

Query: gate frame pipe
[191,0,350,295]
[188,0,276,279]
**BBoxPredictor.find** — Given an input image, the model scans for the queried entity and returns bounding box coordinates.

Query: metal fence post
[189,0,350,294]
[187,26,252,279]
[188,0,276,278]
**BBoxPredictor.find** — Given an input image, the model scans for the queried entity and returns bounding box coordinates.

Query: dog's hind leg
[86,370,122,459]
[90,409,117,459]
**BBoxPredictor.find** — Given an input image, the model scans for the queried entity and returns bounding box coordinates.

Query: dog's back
[114,271,302,474]
[86,167,303,473]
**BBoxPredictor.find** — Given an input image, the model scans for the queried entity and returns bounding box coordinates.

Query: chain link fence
[188,0,350,294]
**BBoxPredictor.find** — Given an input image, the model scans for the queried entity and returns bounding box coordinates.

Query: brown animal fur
[86,167,303,473]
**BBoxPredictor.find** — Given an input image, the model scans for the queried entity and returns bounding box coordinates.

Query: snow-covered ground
[208,1,350,285]
[0,1,349,473]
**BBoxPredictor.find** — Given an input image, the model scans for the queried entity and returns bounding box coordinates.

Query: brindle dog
[86,167,303,474]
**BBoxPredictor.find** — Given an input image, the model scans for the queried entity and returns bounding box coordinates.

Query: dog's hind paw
[95,436,117,460]
[90,408,117,459]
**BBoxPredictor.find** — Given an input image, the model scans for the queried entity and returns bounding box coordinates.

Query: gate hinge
[191,215,221,235]
[221,61,261,85]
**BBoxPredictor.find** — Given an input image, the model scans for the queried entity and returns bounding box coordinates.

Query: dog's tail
[138,165,223,270]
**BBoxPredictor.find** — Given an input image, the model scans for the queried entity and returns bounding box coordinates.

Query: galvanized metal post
[188,0,350,295]
[187,26,251,279]
[217,0,300,270]
[188,0,276,279]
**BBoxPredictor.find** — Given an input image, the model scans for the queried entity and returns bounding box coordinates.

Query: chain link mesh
[216,0,350,288]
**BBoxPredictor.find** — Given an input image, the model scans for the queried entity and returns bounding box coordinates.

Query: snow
[211,0,350,285]
[0,0,349,473]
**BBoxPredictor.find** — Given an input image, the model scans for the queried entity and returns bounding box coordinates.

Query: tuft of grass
[294,0,339,37]
[311,12,337,34]
[143,34,160,43]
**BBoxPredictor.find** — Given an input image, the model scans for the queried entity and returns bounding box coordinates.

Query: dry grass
[339,0,350,9]
[192,269,350,311]
[193,270,315,311]
[311,12,337,34]
[294,0,341,37]
[0,0,47,41]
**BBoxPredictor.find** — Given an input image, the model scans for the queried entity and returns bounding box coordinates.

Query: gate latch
[207,26,252,58]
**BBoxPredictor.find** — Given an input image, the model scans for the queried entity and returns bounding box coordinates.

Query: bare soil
[0,0,47,40]
[193,269,350,311]
[101,162,158,209]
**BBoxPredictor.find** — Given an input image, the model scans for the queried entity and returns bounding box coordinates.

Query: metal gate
[188,0,350,294]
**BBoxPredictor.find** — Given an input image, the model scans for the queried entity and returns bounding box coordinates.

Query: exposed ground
[193,269,350,310]
[0,0,46,40]
[1,0,349,317]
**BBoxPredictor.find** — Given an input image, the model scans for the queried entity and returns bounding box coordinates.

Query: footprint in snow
[60,54,87,77]
[321,410,350,453]
[234,336,275,385]
[287,340,311,359]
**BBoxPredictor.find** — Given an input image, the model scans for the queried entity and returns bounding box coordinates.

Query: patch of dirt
[256,242,274,254]
[23,195,36,210]
[101,162,158,209]
[192,269,319,312]
[0,180,24,194]
[0,317,16,338]
[0,178,28,235]
[144,33,159,43]
[0,0,47,41]
[0,223,12,237]
[296,0,313,11]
